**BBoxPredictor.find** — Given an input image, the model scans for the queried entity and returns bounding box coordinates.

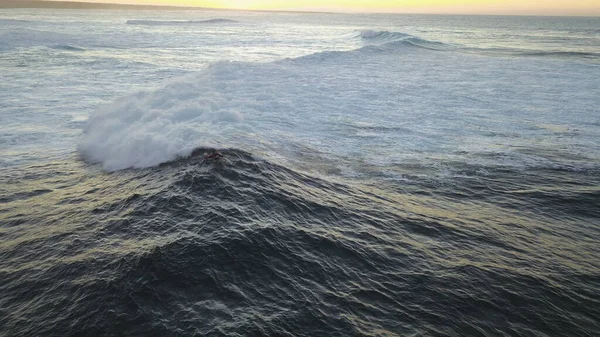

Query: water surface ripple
[1,150,598,336]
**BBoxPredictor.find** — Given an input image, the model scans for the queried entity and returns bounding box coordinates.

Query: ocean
[1,8,599,336]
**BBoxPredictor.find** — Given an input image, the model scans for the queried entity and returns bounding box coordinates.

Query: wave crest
[358,30,449,51]
[358,29,599,60]
[359,29,412,41]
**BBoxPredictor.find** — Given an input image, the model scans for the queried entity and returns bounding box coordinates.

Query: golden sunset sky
[52,0,600,15]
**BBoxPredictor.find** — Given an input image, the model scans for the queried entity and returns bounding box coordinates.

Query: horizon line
[1,0,599,17]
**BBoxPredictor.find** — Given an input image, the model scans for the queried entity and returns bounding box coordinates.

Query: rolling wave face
[358,29,412,41]
[79,31,599,177]
[2,151,598,336]
[358,29,449,51]
[126,19,238,26]
[357,29,600,61]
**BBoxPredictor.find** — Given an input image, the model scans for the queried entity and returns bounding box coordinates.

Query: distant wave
[358,30,450,51]
[566,28,600,35]
[0,18,31,24]
[126,19,237,26]
[50,44,86,52]
[518,50,600,59]
[460,46,600,61]
[358,29,600,61]
[0,28,75,48]
[358,29,412,41]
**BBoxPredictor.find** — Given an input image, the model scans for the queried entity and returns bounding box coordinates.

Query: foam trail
[78,32,598,174]
[79,45,426,171]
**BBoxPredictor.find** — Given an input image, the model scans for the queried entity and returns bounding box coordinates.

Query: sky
[52,0,600,16]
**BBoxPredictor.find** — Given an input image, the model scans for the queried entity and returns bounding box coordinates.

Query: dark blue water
[1,9,600,337]
[1,148,599,336]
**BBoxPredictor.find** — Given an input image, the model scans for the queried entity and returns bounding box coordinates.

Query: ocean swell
[357,30,451,53]
[358,29,600,60]
[126,19,238,26]
[78,30,457,172]
[518,50,600,59]
[50,44,86,52]
[2,151,599,336]
[358,29,412,41]
[78,33,599,177]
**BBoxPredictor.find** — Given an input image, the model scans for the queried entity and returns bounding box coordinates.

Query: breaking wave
[358,29,600,60]
[79,31,598,178]
[358,29,412,41]
[358,29,449,51]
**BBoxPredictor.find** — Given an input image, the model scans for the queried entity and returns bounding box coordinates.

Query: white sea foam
[78,38,599,174]
[79,71,244,170]
[1,10,598,175]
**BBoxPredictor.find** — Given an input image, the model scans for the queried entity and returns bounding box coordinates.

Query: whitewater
[1,8,599,337]
[1,11,598,174]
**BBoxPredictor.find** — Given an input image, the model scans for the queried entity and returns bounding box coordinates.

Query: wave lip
[126,19,237,26]
[359,29,600,61]
[358,29,412,41]
[358,29,450,51]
